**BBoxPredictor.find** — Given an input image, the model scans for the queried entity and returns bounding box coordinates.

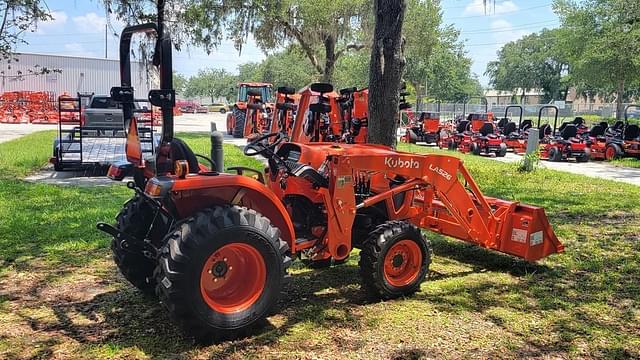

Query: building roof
[484,88,545,97]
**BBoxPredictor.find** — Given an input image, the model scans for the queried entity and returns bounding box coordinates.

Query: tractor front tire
[359,221,431,300]
[155,206,291,341]
[111,196,158,295]
[232,108,246,138]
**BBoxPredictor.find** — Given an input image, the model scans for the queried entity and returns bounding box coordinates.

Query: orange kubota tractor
[98,2,563,341]
[226,82,273,138]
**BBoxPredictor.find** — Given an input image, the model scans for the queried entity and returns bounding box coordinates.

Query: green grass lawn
[0,133,639,359]
[610,157,640,169]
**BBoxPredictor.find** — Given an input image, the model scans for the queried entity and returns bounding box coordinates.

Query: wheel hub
[212,260,228,277]
[392,254,404,267]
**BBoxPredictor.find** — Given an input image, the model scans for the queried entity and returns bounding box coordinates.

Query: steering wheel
[244,132,285,157]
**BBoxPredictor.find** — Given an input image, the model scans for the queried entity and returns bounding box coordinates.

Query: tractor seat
[560,124,578,141]
[171,138,200,173]
[624,124,640,141]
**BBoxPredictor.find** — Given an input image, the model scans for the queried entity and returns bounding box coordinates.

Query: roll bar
[537,105,559,136]
[112,0,175,170]
[463,96,488,117]
[624,104,640,125]
[504,105,523,127]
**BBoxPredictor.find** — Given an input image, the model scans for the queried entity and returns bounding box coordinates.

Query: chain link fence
[415,102,638,124]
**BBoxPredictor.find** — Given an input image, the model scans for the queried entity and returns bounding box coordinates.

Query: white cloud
[490,19,533,44]
[37,11,68,33]
[64,43,96,58]
[464,0,518,16]
[73,12,107,34]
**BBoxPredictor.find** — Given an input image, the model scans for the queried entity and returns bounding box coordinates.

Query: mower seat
[478,122,496,137]
[539,124,552,140]
[589,124,606,138]
[171,138,200,174]
[599,121,609,130]
[560,124,578,141]
[503,122,517,136]
[497,117,509,129]
[623,124,640,141]
[558,122,571,133]
[520,120,533,131]
[612,121,625,131]
[573,117,585,126]
[456,120,470,134]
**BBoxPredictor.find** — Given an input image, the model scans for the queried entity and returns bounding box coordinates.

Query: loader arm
[326,150,563,262]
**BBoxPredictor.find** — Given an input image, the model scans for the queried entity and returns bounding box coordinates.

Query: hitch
[96,222,158,259]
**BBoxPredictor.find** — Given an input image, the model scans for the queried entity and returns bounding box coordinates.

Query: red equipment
[403,111,442,145]
[498,105,530,153]
[289,83,341,143]
[591,105,640,160]
[453,112,507,157]
[537,106,590,162]
[226,83,273,138]
[335,87,369,143]
[98,3,563,341]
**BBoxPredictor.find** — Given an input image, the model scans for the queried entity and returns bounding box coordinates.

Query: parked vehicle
[207,103,228,114]
[538,105,590,162]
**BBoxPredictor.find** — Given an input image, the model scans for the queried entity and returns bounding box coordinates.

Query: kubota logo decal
[384,157,420,169]
[429,164,453,181]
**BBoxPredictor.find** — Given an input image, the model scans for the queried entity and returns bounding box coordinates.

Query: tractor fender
[170,174,296,251]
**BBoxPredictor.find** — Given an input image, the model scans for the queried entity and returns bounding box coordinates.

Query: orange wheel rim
[200,243,266,314]
[606,146,615,160]
[383,240,422,287]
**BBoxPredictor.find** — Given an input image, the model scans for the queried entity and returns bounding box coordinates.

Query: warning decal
[511,228,527,243]
[530,231,543,246]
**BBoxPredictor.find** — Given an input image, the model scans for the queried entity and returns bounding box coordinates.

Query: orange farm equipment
[538,106,590,162]
[289,83,341,143]
[268,86,299,138]
[226,82,273,138]
[97,2,563,342]
[336,87,369,143]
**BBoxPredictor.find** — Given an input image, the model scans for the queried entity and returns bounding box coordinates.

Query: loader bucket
[494,200,564,261]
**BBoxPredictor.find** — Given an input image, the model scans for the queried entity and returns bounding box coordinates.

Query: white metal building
[0,53,155,98]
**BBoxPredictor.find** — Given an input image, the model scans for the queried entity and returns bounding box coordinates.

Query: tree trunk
[367,0,407,147]
[321,35,336,83]
[520,88,525,104]
[616,79,625,121]
[411,81,421,110]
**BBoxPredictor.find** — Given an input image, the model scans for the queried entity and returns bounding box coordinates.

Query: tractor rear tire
[111,195,158,295]
[548,147,562,162]
[359,221,431,300]
[154,206,291,341]
[232,108,246,138]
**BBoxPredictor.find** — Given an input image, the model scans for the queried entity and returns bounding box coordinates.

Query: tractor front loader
[97,1,563,342]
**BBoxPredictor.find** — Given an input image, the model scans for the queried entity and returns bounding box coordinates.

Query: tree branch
[280,19,324,74]
[335,43,366,59]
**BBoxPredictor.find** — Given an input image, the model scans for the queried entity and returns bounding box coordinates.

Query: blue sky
[16,0,559,86]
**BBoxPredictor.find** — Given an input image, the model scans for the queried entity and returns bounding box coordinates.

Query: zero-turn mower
[597,105,640,160]
[97,1,564,342]
[267,86,299,139]
[537,106,590,162]
[498,105,529,153]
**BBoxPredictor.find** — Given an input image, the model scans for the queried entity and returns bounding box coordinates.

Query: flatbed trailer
[51,94,159,171]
